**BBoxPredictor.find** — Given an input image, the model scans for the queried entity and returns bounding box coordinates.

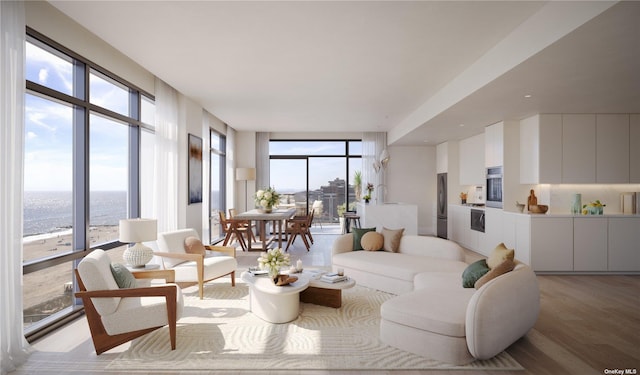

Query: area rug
[107,280,523,371]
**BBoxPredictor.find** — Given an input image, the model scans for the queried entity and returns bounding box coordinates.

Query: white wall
[387,145,436,235]
[235,132,257,211]
[179,95,206,234]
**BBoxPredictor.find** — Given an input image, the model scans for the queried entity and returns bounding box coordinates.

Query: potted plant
[353,171,362,201]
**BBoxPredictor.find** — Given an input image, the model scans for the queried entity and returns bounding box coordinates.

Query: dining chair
[229,208,256,243]
[219,211,248,251]
[284,210,314,251]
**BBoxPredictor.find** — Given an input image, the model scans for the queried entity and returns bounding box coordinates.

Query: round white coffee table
[241,272,310,323]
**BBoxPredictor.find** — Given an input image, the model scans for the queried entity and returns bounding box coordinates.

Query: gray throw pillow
[110,263,137,289]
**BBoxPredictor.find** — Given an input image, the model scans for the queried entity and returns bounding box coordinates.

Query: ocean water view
[23,191,127,237]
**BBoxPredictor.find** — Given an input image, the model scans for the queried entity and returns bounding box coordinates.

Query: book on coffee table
[320,274,348,283]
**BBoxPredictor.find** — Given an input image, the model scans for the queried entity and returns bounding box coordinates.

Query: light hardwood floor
[16,232,640,375]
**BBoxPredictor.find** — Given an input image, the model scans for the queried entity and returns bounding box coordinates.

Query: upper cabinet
[436,142,448,174]
[459,133,485,185]
[520,114,562,184]
[521,113,638,184]
[596,114,629,183]
[485,122,503,168]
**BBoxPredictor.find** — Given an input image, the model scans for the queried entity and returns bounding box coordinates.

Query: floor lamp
[236,167,256,211]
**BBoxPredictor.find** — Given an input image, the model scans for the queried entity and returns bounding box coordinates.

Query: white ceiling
[49,1,640,146]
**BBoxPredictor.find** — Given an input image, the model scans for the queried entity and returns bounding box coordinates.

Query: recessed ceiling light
[524,94,532,98]
[459,124,465,127]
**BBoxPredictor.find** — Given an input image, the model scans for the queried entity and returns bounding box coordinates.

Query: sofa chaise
[331,232,539,365]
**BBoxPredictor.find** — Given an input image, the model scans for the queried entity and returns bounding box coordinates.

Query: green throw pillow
[461,259,490,288]
[110,263,137,289]
[352,227,376,251]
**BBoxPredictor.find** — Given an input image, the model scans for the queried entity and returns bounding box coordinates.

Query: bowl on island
[529,204,548,214]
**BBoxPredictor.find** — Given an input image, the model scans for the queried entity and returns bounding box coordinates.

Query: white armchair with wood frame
[153,228,237,299]
[75,249,184,355]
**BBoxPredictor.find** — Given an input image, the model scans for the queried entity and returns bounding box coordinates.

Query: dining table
[234,207,297,251]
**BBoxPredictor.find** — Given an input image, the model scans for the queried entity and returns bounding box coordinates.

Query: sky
[25,40,130,191]
[24,40,363,194]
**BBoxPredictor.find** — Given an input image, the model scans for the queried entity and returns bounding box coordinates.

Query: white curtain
[152,78,179,233]
[225,125,236,213]
[362,132,387,202]
[255,132,270,189]
[1,1,32,373]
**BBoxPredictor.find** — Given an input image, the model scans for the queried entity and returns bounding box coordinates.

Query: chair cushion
[110,263,137,289]
[361,231,384,251]
[352,227,376,251]
[381,227,404,252]
[184,236,206,255]
[172,255,238,283]
[77,249,121,316]
[101,285,184,335]
[156,228,199,268]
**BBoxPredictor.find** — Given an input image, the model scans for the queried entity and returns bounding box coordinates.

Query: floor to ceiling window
[269,140,361,225]
[23,29,154,337]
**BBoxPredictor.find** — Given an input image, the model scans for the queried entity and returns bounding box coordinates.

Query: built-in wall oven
[470,209,485,233]
[486,166,503,208]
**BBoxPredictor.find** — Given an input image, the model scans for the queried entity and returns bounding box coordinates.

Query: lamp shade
[236,167,256,181]
[119,218,157,243]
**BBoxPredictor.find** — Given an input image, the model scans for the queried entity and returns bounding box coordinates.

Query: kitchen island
[356,202,418,235]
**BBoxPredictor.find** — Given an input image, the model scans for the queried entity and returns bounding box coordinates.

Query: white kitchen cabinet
[436,142,448,173]
[448,204,479,251]
[485,122,503,168]
[608,217,640,271]
[459,133,485,185]
[530,217,573,271]
[520,114,562,184]
[448,204,465,243]
[596,114,629,183]
[573,217,608,271]
[630,115,640,183]
[478,208,503,257]
[562,114,596,183]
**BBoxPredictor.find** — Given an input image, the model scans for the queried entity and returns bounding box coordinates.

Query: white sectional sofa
[331,233,540,365]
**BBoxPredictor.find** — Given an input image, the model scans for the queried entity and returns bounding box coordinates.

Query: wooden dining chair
[229,208,256,243]
[284,210,314,251]
[219,211,247,251]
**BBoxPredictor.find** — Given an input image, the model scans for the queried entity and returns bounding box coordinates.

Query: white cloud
[38,68,48,84]
[26,131,38,140]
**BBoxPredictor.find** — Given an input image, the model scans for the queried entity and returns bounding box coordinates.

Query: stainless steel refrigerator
[437,173,447,239]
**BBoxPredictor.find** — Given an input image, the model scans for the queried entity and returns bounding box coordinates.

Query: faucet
[376,184,387,204]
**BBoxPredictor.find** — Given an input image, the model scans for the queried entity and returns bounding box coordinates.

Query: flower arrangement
[255,186,280,211]
[257,247,290,280]
[582,200,606,215]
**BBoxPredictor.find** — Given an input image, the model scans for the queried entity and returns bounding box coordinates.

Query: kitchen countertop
[449,204,638,217]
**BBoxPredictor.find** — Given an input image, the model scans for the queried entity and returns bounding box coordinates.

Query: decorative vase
[364,198,370,204]
[259,205,273,214]
[571,194,582,215]
[355,185,362,202]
